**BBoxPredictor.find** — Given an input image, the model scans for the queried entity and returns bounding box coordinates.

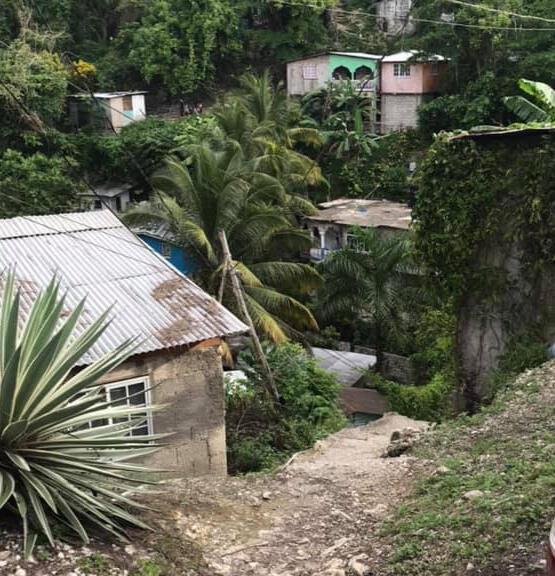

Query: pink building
[380,51,448,133]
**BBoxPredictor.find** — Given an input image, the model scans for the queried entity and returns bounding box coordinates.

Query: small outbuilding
[68,91,147,132]
[0,210,247,477]
[77,182,132,212]
[312,347,388,424]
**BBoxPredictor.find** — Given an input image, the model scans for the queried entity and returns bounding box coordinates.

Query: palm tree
[504,78,555,123]
[125,145,321,343]
[214,71,326,191]
[0,272,158,558]
[317,227,413,371]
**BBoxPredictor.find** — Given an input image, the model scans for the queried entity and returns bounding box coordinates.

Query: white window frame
[393,63,411,77]
[103,376,153,437]
[302,64,318,80]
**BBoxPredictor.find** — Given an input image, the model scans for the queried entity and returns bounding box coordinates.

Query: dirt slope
[144,413,428,576]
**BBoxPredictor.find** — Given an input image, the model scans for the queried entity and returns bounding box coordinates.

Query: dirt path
[151,413,429,576]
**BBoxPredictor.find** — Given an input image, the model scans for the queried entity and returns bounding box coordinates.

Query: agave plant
[0,272,159,558]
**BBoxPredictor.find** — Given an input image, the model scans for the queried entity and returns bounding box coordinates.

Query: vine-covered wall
[413,130,555,408]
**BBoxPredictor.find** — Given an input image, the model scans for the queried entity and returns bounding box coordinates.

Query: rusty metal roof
[0,211,247,366]
[306,199,412,231]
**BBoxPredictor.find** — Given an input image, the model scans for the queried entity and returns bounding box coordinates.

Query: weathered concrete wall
[456,242,555,409]
[380,93,424,133]
[96,344,227,477]
[287,55,329,96]
[353,345,415,385]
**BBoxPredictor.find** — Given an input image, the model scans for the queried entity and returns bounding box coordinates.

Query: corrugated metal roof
[382,50,447,63]
[329,51,383,60]
[0,211,247,366]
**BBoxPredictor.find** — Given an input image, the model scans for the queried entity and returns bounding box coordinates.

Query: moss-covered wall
[414,130,555,408]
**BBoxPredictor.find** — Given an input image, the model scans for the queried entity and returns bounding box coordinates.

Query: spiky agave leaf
[0,271,161,558]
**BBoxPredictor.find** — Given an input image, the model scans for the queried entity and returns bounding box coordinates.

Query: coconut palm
[0,272,159,558]
[504,78,555,123]
[126,145,321,343]
[317,227,413,371]
[213,71,326,190]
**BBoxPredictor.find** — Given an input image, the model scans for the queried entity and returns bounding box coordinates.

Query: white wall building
[69,91,147,132]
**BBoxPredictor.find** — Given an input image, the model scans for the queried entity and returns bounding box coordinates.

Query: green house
[286,51,382,96]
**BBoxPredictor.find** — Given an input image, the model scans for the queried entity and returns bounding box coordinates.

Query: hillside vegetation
[382,360,555,576]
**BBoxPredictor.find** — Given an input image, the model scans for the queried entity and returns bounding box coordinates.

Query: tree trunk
[218,230,279,402]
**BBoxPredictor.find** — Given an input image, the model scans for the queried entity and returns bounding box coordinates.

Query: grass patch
[381,362,555,575]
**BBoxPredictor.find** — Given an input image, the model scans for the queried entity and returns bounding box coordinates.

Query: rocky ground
[2,360,552,576]
[0,413,428,576]
[141,413,429,576]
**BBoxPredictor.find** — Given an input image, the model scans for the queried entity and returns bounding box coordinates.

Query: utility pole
[218,230,279,402]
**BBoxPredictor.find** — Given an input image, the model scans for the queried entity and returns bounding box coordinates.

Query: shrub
[485,339,548,401]
[0,273,158,557]
[410,306,456,384]
[0,149,80,218]
[369,371,455,422]
[226,343,345,474]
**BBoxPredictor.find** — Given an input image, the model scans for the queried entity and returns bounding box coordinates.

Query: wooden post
[218,230,279,402]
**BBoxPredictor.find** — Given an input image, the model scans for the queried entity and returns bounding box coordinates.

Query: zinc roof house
[68,91,147,132]
[286,52,382,96]
[303,198,412,261]
[0,210,247,477]
[380,51,448,133]
[77,182,132,213]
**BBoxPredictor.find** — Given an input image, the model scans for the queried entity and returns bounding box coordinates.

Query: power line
[275,0,555,31]
[445,0,555,23]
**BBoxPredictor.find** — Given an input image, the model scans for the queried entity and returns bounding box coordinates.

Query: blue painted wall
[139,234,195,275]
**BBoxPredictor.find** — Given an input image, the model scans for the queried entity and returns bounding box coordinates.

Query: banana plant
[0,272,161,558]
[504,78,555,123]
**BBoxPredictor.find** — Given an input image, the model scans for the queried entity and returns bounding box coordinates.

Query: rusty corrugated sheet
[0,211,247,366]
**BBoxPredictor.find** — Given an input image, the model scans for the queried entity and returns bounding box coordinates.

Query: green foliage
[418,72,507,134]
[0,35,68,139]
[485,339,548,401]
[76,553,111,575]
[504,78,555,123]
[0,149,79,218]
[0,272,158,558]
[414,133,555,302]
[410,307,456,383]
[381,366,554,575]
[371,370,455,422]
[226,342,345,474]
[74,115,216,190]
[317,227,414,370]
[132,559,164,576]
[241,1,334,69]
[124,0,240,97]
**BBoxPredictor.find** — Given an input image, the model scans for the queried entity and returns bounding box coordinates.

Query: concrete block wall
[380,93,424,133]
[96,344,227,477]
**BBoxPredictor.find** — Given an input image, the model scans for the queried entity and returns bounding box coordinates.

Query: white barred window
[393,63,411,77]
[105,378,152,436]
